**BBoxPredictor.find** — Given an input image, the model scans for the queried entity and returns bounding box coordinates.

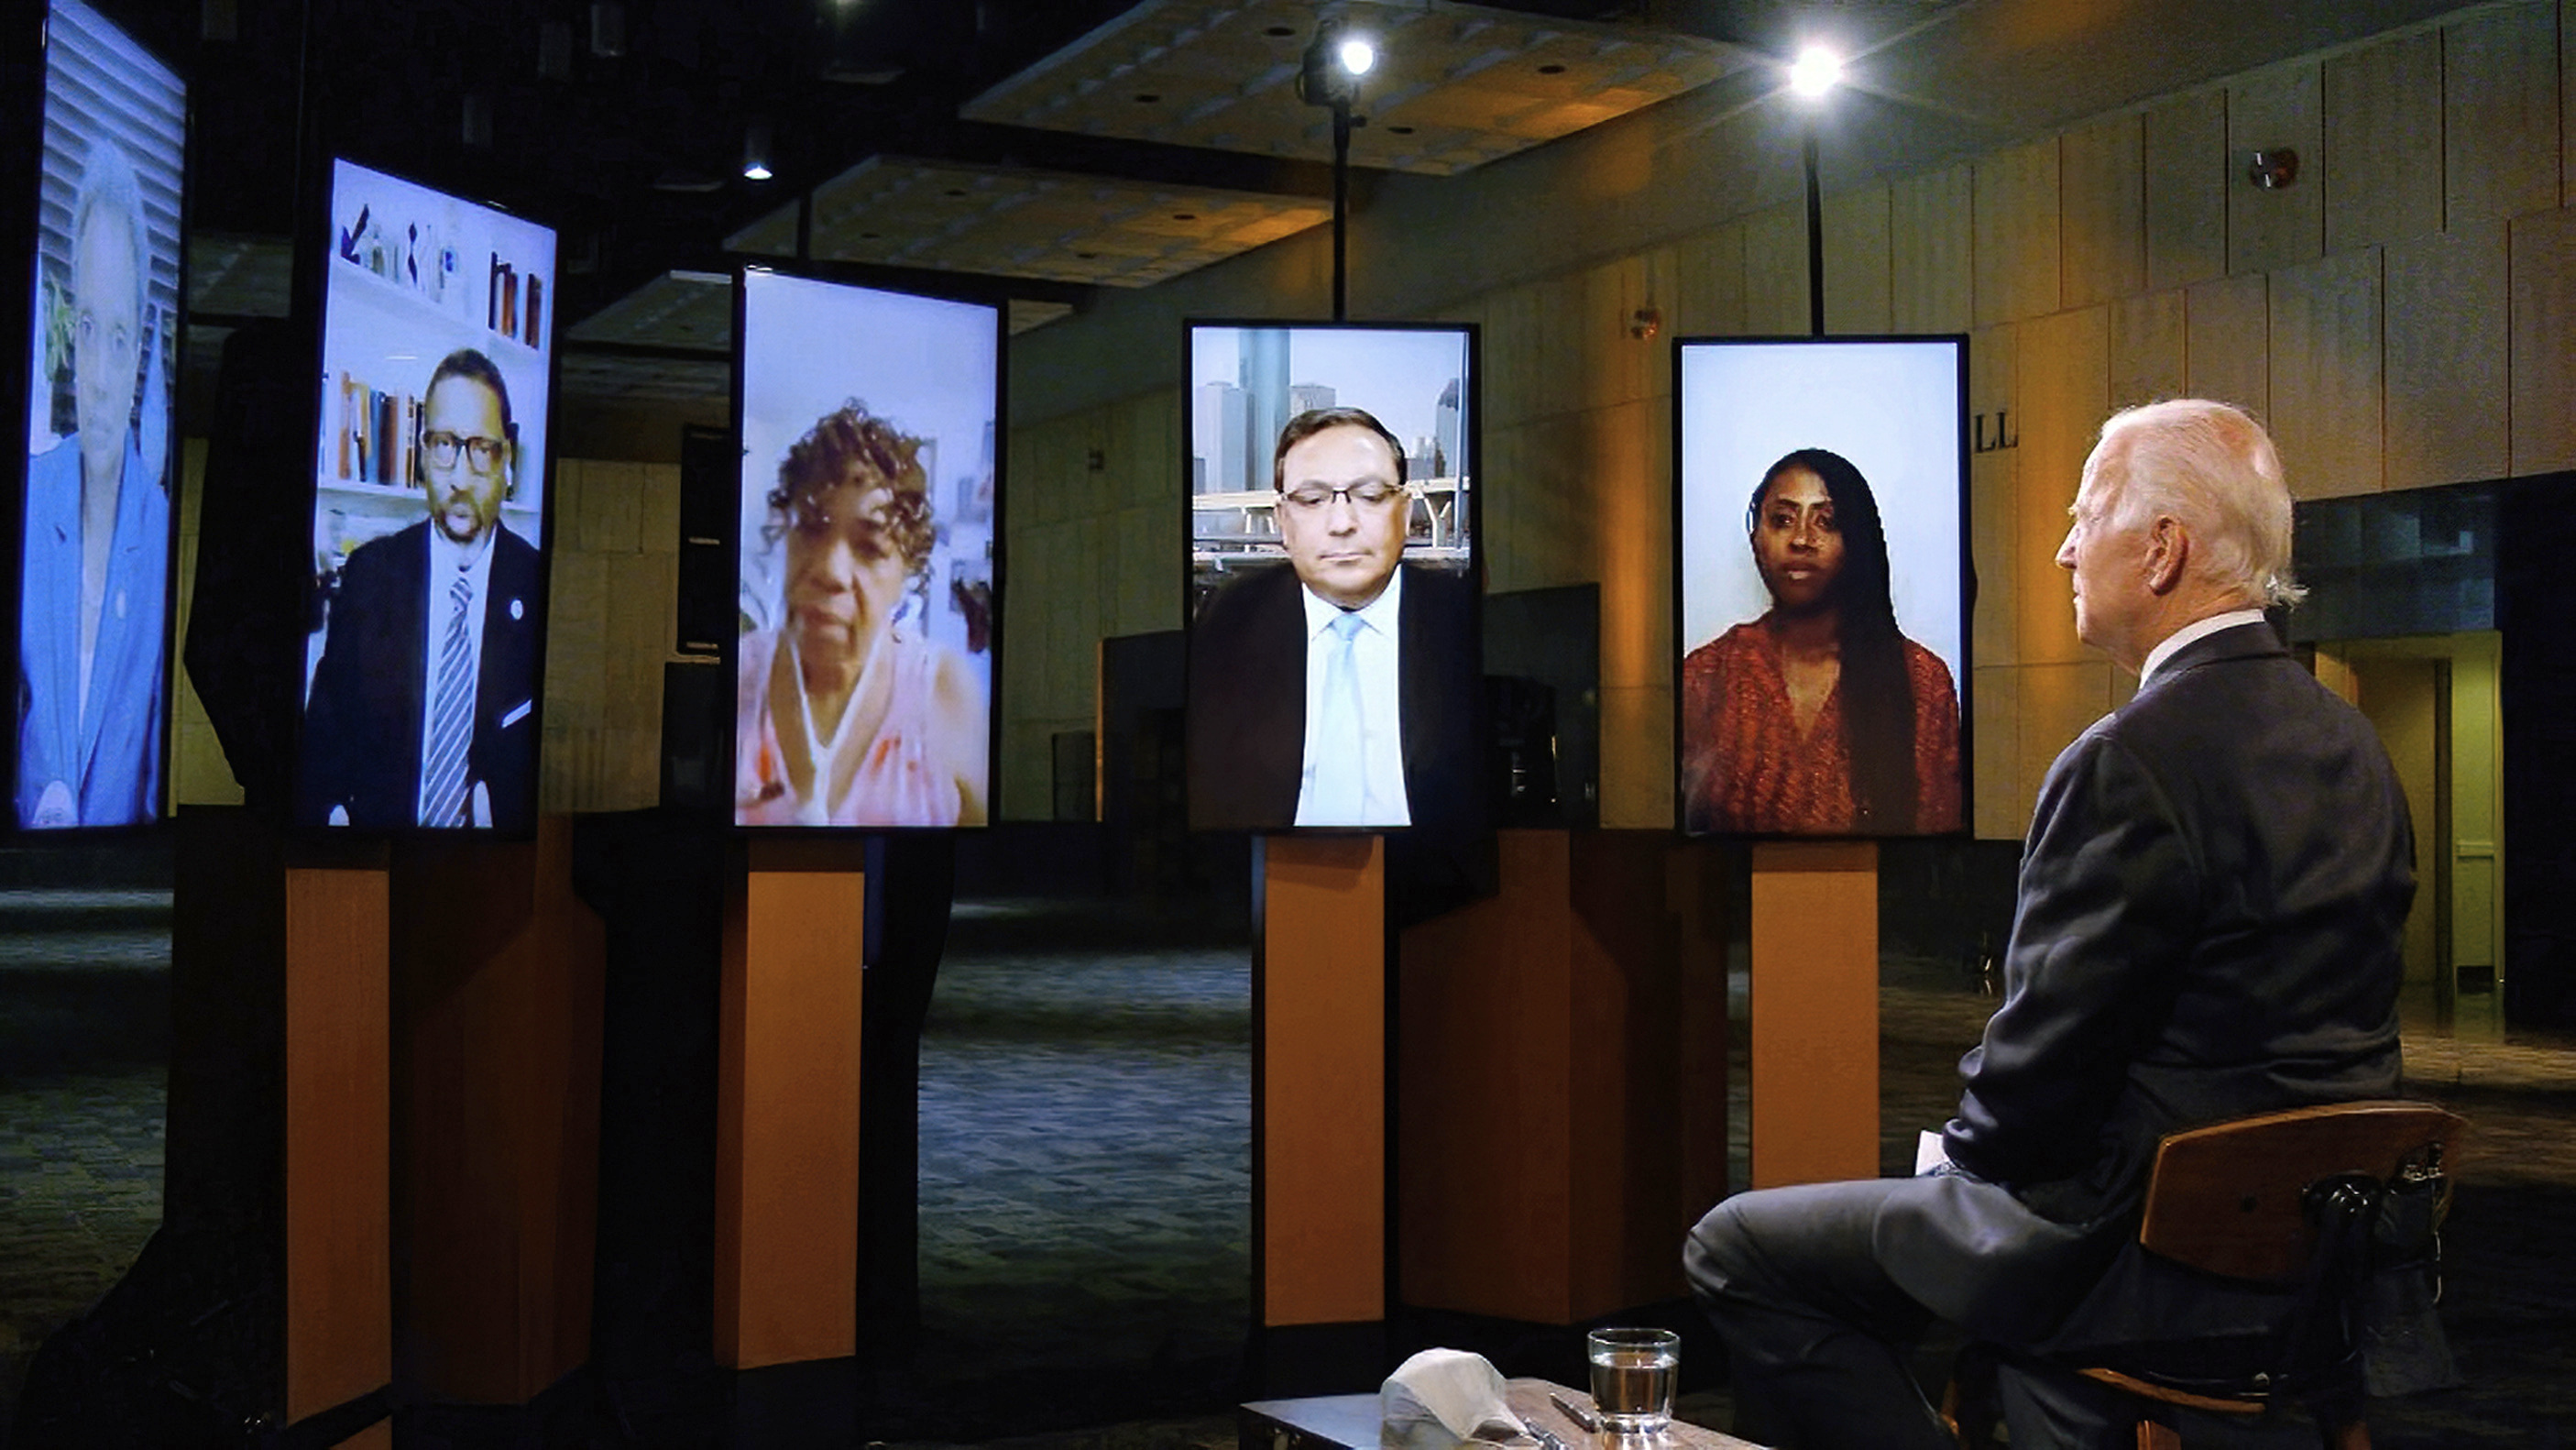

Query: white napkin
[1380,1348,1530,1450]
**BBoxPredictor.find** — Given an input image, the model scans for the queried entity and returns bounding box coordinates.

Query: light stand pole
[1332,97,1353,322]
[1803,123,1824,337]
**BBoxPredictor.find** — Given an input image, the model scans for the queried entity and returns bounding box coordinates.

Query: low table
[1242,1378,1764,1450]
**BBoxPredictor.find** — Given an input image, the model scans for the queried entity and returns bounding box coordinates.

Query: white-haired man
[1683,400,2417,1447]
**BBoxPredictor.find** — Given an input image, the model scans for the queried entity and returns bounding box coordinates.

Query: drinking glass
[1585,1326,1678,1434]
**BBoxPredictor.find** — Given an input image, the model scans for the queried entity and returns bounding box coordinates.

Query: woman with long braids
[1681,447,1960,835]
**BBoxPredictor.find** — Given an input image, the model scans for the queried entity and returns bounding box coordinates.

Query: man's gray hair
[72,137,150,324]
[2089,398,2304,609]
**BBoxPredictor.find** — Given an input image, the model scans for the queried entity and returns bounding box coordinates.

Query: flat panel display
[294,158,557,833]
[1182,320,1481,833]
[1674,335,1968,837]
[12,0,185,830]
[732,268,999,829]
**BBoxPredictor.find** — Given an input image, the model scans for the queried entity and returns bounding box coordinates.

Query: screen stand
[716,839,865,1400]
[1252,832,1388,1396]
[282,856,393,1448]
[1747,840,1880,1186]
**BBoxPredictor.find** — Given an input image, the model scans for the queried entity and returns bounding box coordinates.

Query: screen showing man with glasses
[297,348,543,829]
[1186,406,1480,831]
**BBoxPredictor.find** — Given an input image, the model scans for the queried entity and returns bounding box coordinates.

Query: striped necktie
[421,567,475,826]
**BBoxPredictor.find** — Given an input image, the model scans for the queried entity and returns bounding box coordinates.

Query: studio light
[1789,44,1842,98]
[1338,35,1376,77]
[742,120,775,181]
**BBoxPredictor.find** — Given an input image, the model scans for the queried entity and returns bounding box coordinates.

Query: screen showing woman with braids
[1681,447,1961,835]
[734,401,988,826]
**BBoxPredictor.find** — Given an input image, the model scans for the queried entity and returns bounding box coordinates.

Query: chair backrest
[2134,1100,2466,1284]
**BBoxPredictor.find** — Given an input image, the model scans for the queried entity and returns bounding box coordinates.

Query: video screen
[11,0,185,830]
[294,159,557,833]
[733,268,998,829]
[1674,336,1968,838]
[1181,321,1481,832]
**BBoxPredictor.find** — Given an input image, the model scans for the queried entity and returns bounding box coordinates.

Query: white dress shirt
[1295,569,1410,827]
[2138,607,2267,689]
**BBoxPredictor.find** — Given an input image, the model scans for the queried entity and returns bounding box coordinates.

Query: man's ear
[2143,515,2189,595]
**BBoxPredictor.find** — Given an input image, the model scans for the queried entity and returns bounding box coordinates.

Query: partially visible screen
[733,269,998,829]
[1674,336,1967,838]
[1181,321,1481,833]
[294,159,557,833]
[13,0,184,830]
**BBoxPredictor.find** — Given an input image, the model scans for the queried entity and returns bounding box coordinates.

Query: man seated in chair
[1683,400,2416,1449]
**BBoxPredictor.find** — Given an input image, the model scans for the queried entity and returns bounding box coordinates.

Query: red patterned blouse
[1679,617,1962,835]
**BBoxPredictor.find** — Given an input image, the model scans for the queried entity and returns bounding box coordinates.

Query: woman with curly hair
[1681,446,1960,835]
[736,401,986,825]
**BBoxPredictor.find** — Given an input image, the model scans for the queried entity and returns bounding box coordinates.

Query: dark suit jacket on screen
[1185,561,1482,831]
[1876,621,2417,1346]
[298,519,544,830]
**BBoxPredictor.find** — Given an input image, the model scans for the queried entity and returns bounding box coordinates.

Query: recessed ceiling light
[1135,93,1160,104]
[1537,62,1565,75]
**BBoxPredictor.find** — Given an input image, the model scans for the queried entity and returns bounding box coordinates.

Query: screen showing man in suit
[14,0,185,829]
[295,159,554,833]
[297,350,543,829]
[1185,385,1482,833]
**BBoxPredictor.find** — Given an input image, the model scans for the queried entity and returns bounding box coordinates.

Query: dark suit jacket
[1185,561,1483,831]
[1877,621,2415,1343]
[297,519,545,831]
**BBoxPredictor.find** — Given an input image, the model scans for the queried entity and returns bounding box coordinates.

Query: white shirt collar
[1299,563,1403,639]
[2138,607,2267,688]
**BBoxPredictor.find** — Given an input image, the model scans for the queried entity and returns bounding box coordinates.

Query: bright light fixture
[1338,35,1376,77]
[742,159,773,181]
[1788,45,1841,98]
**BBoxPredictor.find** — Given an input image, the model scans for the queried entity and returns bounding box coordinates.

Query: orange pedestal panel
[1748,840,1880,1187]
[1396,830,1730,1323]
[1259,835,1387,1328]
[283,864,392,1425]
[716,843,865,1368]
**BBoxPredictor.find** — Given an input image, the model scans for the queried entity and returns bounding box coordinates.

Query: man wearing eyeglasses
[299,347,543,829]
[1186,406,1480,831]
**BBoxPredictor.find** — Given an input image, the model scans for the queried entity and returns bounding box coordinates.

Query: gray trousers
[1683,1178,2313,1450]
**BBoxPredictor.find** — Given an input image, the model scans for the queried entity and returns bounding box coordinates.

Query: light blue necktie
[1313,611,1367,823]
[421,568,475,826]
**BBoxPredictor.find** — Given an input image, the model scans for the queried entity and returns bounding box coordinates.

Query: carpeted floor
[5,856,2575,1447]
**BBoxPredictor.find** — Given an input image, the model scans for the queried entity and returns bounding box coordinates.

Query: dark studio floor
[3,840,2573,1448]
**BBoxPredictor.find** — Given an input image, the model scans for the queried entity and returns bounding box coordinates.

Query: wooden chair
[1949,1099,2466,1450]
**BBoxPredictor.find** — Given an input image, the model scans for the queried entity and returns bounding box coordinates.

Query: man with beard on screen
[299,347,542,829]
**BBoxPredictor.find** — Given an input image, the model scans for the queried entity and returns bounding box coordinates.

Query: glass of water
[1586,1326,1679,1434]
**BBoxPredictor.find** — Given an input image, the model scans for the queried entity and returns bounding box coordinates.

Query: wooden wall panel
[2019,661,2115,813]
[1891,162,1974,335]
[1483,282,1544,427]
[2061,114,2144,309]
[2567,0,2576,205]
[1971,665,2021,840]
[1585,255,1661,411]
[1744,203,1810,335]
[2445,3,2562,225]
[2510,203,2576,476]
[2324,31,2443,251]
[2185,272,2271,417]
[1670,221,1749,336]
[2229,65,2325,275]
[1823,183,1893,335]
[1974,138,2063,327]
[2110,290,2187,409]
[1968,324,2019,671]
[1599,683,1673,830]
[2145,92,2229,291]
[2013,307,2108,668]
[2386,222,2510,489]
[2269,247,2384,500]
